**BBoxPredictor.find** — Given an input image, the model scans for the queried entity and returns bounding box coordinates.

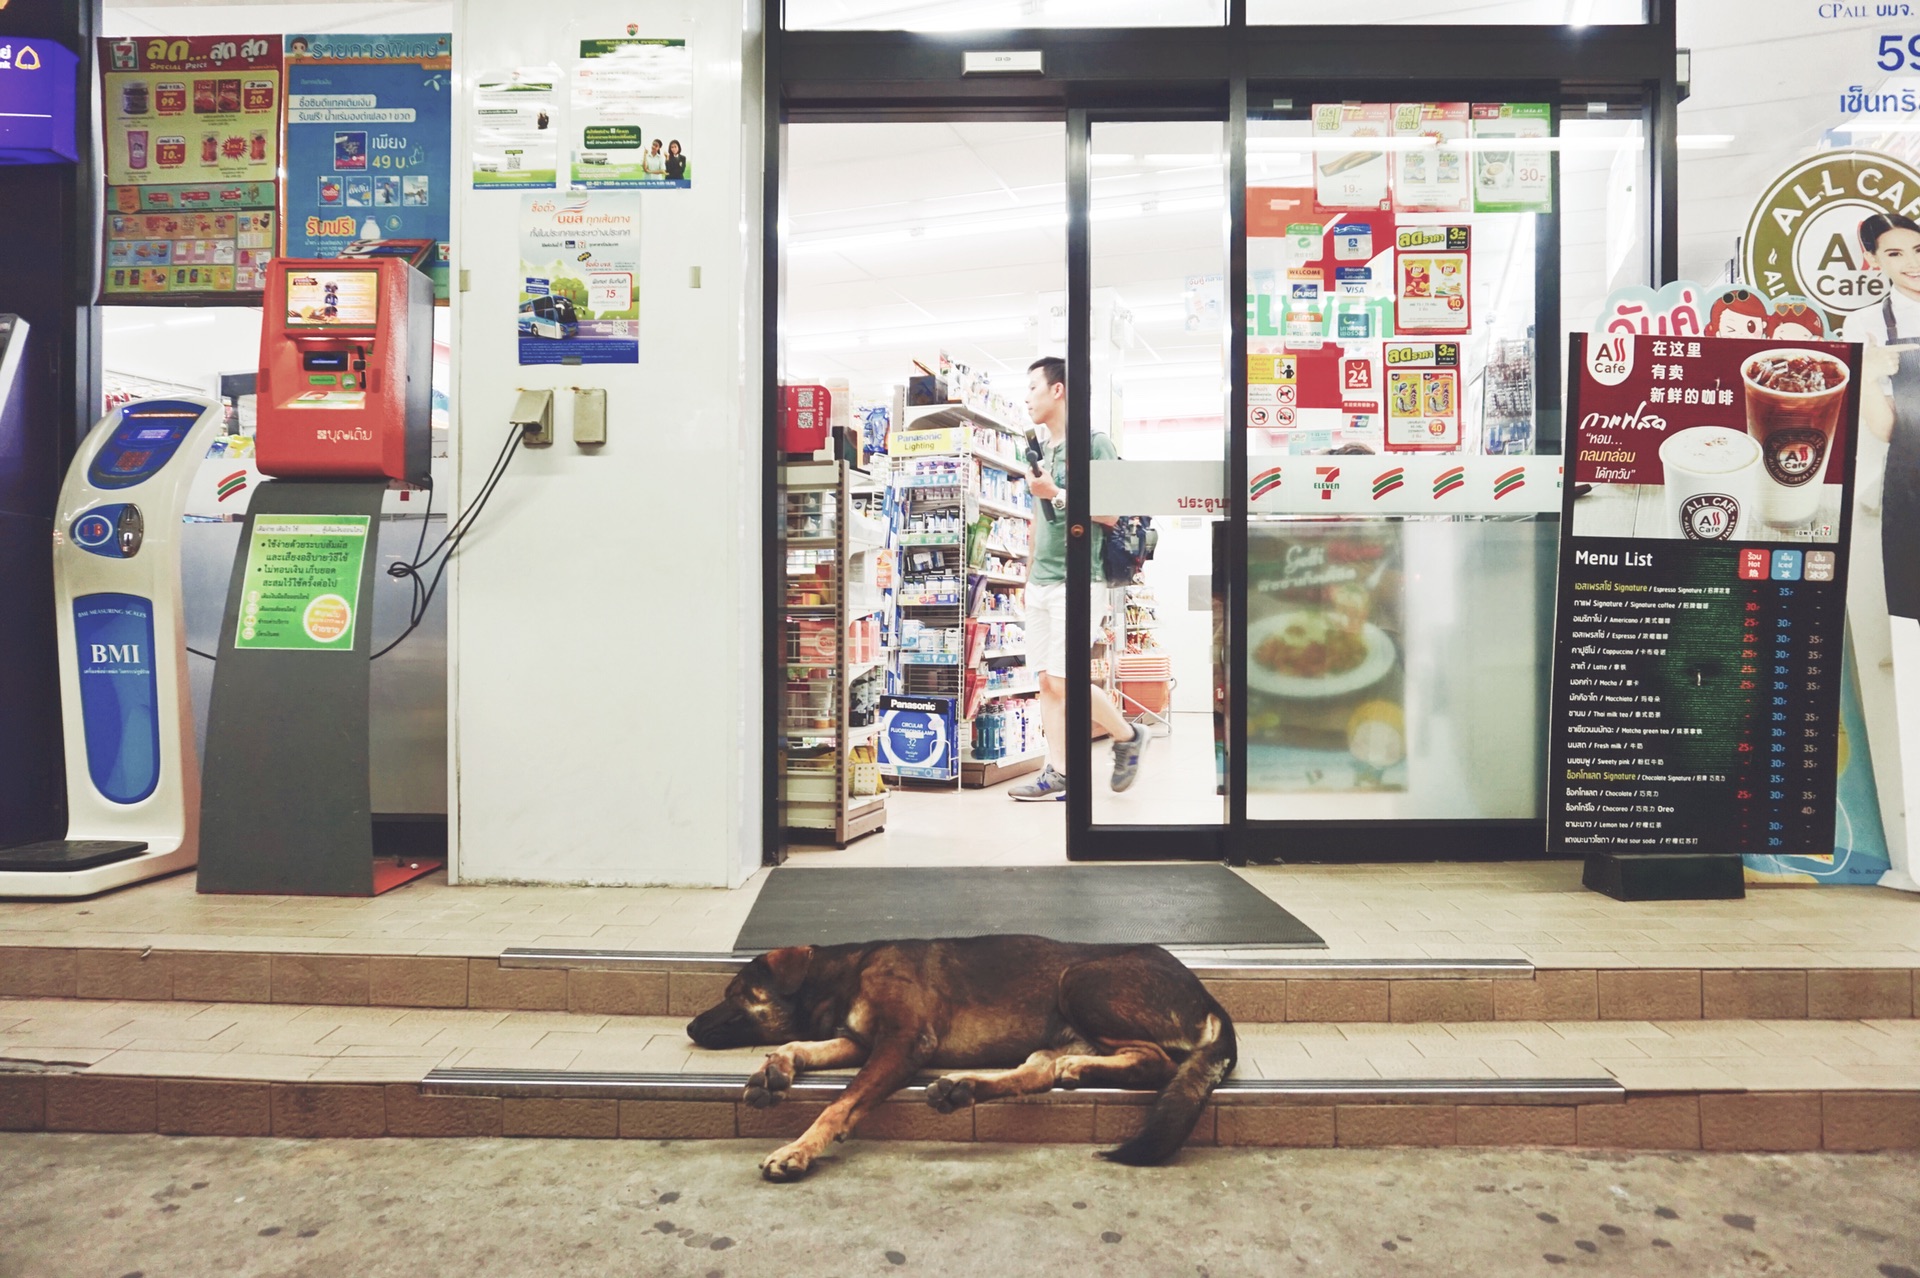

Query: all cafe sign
[1743,149,1920,330]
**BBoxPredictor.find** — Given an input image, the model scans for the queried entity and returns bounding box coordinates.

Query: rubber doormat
[733,865,1324,952]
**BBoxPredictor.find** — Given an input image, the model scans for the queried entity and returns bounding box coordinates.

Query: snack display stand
[781,460,888,845]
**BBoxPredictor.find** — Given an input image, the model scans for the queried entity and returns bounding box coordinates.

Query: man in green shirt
[1010,356,1149,800]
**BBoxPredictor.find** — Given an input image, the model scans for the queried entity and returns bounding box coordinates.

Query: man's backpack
[1089,431,1155,587]
[1101,515,1156,587]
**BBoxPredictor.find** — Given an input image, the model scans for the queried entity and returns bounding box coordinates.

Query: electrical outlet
[511,388,553,447]
[574,388,607,447]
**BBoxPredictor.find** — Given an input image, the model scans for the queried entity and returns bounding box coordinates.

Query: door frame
[763,10,1681,867]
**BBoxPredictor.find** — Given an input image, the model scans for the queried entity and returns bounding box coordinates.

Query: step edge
[418,1067,1628,1106]
[497,947,1538,980]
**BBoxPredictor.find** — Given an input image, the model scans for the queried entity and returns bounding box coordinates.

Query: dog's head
[685,946,814,1049]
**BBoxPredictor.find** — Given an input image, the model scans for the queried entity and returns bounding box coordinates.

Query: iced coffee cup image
[1656,426,1763,541]
[1741,348,1849,529]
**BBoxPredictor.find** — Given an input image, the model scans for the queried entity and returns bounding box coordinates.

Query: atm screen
[284,269,380,329]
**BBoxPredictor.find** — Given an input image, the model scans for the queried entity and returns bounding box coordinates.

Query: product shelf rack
[780,460,887,846]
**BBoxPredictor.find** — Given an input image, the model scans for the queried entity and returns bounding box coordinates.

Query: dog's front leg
[745,1037,866,1109]
[760,1032,926,1182]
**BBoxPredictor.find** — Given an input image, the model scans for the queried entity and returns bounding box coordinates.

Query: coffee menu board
[97,36,281,299]
[1547,333,1862,861]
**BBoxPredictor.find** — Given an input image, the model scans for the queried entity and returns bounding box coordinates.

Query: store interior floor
[789,709,1219,867]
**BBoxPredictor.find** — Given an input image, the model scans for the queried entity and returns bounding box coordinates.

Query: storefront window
[1238,101,1648,823]
[782,0,1225,30]
[1248,0,1643,23]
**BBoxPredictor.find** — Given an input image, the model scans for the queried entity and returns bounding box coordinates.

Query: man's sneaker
[1110,725,1150,792]
[1010,766,1068,801]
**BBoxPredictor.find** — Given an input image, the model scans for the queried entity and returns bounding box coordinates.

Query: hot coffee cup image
[1657,426,1762,541]
[1741,348,1849,529]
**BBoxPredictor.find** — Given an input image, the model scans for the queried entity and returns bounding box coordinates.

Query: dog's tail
[1097,1005,1237,1166]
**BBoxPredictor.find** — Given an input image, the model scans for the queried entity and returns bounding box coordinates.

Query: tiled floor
[0,855,1913,969]
[3,995,1917,1091]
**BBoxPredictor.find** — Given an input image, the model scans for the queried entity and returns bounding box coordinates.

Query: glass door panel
[1238,97,1648,833]
[1082,121,1228,828]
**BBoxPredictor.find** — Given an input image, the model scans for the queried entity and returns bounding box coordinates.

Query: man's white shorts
[1026,579,1110,677]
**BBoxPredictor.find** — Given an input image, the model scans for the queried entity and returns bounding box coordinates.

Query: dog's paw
[744,1055,794,1108]
[759,1144,813,1182]
[923,1075,975,1114]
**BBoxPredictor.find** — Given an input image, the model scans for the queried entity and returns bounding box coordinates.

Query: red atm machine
[256,257,432,482]
[199,255,439,897]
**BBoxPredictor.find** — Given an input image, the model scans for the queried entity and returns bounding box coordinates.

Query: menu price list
[1547,538,1846,858]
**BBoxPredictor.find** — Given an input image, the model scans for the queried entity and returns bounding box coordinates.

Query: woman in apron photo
[1851,214,1920,621]
[1843,213,1920,891]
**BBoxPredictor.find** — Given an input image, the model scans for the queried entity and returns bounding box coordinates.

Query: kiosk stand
[0,388,224,896]
[197,257,439,895]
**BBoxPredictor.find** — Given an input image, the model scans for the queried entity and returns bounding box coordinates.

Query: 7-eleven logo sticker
[1250,466,1284,500]
[1493,466,1526,500]
[1433,466,1465,498]
[216,470,248,502]
[1313,465,1341,500]
[1371,467,1406,500]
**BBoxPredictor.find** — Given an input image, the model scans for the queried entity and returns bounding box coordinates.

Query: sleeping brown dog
[685,934,1236,1181]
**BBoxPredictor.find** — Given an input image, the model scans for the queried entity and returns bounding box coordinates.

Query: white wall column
[448,0,764,886]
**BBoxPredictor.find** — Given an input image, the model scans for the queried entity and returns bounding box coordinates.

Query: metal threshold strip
[422,1068,1624,1107]
[497,948,1536,981]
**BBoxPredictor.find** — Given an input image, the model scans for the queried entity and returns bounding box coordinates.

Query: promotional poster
[1549,333,1863,863]
[472,67,559,189]
[97,35,280,297]
[571,37,693,189]
[516,192,639,365]
[282,34,452,301]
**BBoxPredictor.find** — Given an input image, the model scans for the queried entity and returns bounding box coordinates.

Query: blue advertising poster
[282,34,451,300]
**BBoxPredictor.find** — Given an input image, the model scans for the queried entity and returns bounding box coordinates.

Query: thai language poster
[516,192,639,365]
[282,34,452,301]
[97,35,280,298]
[571,37,692,189]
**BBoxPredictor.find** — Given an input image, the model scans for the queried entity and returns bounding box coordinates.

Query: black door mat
[733,865,1325,953]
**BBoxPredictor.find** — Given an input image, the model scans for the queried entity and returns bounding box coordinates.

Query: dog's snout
[687,1001,751,1049]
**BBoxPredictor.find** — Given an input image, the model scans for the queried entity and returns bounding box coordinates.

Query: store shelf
[904,403,1025,436]
[979,646,1025,660]
[983,680,1039,698]
[973,450,1028,475]
[979,570,1027,587]
[896,474,970,491]
[780,459,886,848]
[900,652,961,665]
[976,494,1032,521]
[960,751,1046,789]
[985,541,1031,559]
[897,534,962,546]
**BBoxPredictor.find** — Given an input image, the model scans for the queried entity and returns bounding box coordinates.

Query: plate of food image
[1247,609,1397,700]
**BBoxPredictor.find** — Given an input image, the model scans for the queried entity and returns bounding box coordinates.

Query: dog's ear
[763,945,813,995]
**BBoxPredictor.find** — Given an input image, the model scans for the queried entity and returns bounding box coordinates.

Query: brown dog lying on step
[685,934,1236,1181]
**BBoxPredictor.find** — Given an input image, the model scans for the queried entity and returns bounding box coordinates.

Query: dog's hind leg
[745,1037,866,1109]
[1053,1041,1178,1090]
[760,1030,929,1182]
[923,1048,1077,1113]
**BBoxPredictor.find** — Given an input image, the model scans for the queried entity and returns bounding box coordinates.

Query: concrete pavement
[1,1134,1915,1277]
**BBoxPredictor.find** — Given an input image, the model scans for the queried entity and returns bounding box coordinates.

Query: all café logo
[1743,149,1920,329]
